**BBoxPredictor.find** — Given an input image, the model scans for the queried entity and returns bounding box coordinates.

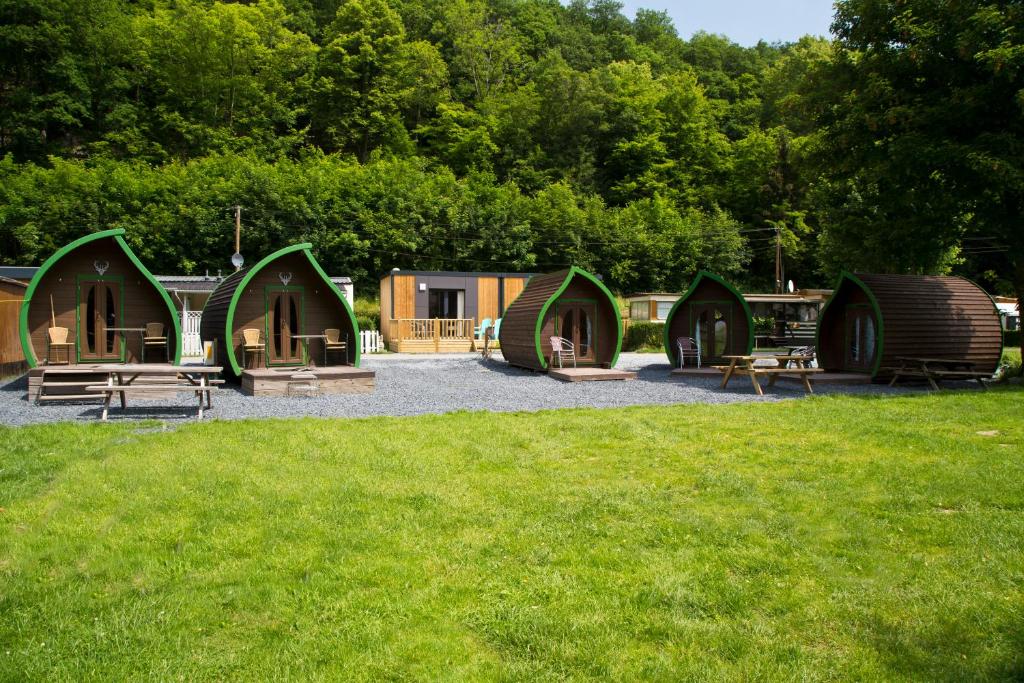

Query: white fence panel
[360,330,383,354]
[179,311,204,356]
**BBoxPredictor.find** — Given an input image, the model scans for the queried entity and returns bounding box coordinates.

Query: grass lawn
[2,390,1024,680]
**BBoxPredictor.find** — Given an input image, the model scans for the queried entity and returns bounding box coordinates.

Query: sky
[618,0,836,47]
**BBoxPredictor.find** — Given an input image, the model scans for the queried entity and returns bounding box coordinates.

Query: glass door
[78,279,123,362]
[691,303,730,364]
[555,300,597,363]
[267,288,304,365]
[844,306,877,371]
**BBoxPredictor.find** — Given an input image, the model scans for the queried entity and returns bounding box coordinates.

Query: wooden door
[555,301,597,363]
[78,279,122,361]
[844,306,877,371]
[691,303,730,364]
[267,288,304,364]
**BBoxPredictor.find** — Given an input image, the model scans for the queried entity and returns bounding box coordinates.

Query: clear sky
[619,0,836,47]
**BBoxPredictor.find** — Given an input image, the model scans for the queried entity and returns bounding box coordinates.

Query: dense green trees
[1,0,1020,304]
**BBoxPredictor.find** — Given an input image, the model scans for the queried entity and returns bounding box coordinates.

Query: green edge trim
[533,267,622,370]
[19,228,181,368]
[223,243,360,376]
[663,271,754,365]
[815,272,885,377]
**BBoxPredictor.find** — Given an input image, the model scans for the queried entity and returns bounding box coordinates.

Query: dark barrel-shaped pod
[200,243,360,379]
[816,272,1003,378]
[19,228,180,366]
[501,267,622,371]
[662,271,753,367]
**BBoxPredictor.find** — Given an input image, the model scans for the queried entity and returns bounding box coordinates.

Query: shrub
[623,321,664,351]
[753,315,775,335]
[354,297,380,331]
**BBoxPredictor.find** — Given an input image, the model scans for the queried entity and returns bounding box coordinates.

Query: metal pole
[775,226,782,294]
[234,206,242,270]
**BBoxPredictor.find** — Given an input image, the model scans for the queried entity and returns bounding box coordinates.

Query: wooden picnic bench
[84,364,224,420]
[887,357,992,391]
[717,354,823,395]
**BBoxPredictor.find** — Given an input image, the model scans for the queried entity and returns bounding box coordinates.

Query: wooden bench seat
[86,382,220,420]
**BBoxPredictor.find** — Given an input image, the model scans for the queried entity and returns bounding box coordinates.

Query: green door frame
[554,297,599,364]
[264,285,306,367]
[689,300,733,364]
[75,274,126,363]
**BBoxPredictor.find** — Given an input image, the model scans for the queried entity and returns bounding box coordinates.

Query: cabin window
[630,302,648,320]
[273,296,282,354]
[85,285,96,354]
[713,309,727,357]
[429,289,464,319]
[105,286,116,354]
[656,302,673,320]
[579,308,592,355]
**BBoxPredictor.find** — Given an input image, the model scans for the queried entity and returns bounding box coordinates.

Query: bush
[753,315,775,336]
[623,321,664,351]
[354,297,380,331]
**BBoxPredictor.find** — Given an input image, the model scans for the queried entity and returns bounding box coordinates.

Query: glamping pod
[501,267,623,371]
[663,271,754,367]
[19,229,180,367]
[200,243,365,387]
[816,273,1003,378]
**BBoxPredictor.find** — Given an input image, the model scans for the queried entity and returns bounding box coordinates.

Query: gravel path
[0,352,930,426]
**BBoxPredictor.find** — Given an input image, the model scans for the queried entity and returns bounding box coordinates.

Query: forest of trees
[0,0,1021,305]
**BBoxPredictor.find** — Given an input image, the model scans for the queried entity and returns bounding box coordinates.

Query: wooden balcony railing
[384,318,477,352]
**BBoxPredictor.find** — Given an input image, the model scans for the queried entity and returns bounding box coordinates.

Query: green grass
[2,391,1024,680]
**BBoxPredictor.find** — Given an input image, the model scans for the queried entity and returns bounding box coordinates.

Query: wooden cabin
[19,229,180,367]
[501,267,623,371]
[1,276,28,376]
[200,243,371,394]
[663,272,753,367]
[380,270,532,352]
[816,273,1003,378]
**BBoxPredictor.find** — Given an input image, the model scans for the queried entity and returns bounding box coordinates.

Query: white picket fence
[180,311,203,356]
[360,329,383,354]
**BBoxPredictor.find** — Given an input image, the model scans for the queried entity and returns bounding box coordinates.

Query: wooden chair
[47,326,74,365]
[676,337,700,368]
[241,328,265,369]
[549,336,576,369]
[323,328,348,366]
[142,322,168,363]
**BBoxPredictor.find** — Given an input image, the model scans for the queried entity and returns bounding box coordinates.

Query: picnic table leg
[746,361,764,396]
[720,360,737,388]
[923,365,941,391]
[117,372,127,410]
[197,377,204,420]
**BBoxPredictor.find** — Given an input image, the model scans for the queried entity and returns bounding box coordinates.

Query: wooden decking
[548,367,638,382]
[670,366,721,378]
[241,365,375,396]
[385,318,477,353]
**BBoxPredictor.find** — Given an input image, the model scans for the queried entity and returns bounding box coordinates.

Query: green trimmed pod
[19,229,181,367]
[200,243,360,378]
[662,271,754,367]
[501,266,622,371]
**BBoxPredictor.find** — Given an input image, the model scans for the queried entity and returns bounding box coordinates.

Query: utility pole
[774,225,782,294]
[231,206,244,271]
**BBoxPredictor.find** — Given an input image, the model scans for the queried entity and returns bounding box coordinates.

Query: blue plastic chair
[492,318,502,341]
[476,317,492,339]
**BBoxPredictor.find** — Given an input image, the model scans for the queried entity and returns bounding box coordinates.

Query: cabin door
[78,279,123,362]
[267,288,304,365]
[555,301,597,364]
[844,306,877,372]
[691,303,730,364]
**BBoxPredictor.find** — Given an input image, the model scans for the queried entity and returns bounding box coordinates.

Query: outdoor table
[889,357,990,390]
[290,334,326,367]
[85,364,223,420]
[718,354,821,395]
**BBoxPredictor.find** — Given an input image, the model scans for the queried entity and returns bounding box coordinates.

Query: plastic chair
[676,337,700,368]
[788,345,816,368]
[142,322,169,363]
[241,328,265,368]
[47,326,74,365]
[476,318,492,340]
[549,336,576,368]
[323,328,349,366]
[492,318,502,341]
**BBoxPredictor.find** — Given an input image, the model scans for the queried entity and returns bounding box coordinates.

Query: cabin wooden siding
[201,247,358,378]
[0,277,27,375]
[664,274,752,366]
[23,235,178,366]
[817,273,1002,378]
[501,268,621,371]
[502,277,526,311]
[478,277,500,322]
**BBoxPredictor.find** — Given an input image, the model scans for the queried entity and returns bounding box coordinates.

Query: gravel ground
[0,352,942,426]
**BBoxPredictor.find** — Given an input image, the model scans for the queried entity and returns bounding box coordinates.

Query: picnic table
[85,364,223,420]
[717,354,823,395]
[887,357,991,391]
